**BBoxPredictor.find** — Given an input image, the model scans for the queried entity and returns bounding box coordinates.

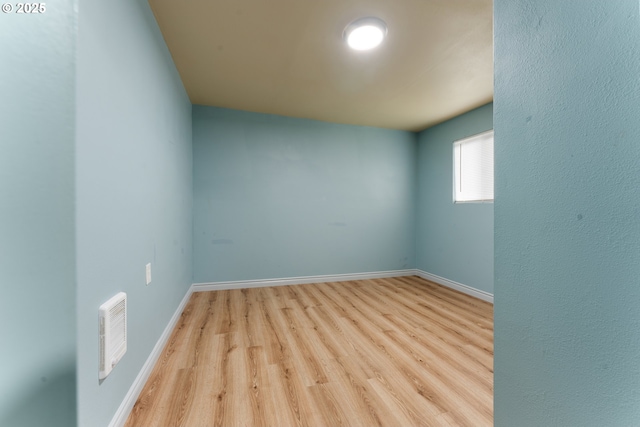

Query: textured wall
[416,103,493,294]
[494,1,640,425]
[193,106,417,283]
[0,4,77,427]
[75,0,192,425]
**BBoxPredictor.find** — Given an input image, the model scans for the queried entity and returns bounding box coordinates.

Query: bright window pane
[454,130,494,202]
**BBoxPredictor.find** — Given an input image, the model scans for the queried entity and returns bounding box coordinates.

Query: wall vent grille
[99,292,127,380]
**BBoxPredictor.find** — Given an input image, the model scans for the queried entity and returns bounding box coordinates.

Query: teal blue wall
[416,103,493,294]
[75,0,192,426]
[494,1,640,425]
[193,106,417,282]
[0,4,77,426]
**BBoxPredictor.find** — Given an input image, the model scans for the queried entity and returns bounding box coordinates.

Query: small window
[453,130,494,203]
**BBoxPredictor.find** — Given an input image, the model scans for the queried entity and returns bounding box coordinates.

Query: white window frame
[453,130,494,203]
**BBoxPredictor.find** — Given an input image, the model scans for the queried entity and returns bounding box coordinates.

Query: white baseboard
[192,269,493,303]
[192,269,418,292]
[416,269,493,303]
[108,285,195,427]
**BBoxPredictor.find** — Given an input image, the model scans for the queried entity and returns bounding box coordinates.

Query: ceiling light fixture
[343,17,388,51]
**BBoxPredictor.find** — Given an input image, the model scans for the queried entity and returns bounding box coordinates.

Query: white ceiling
[148,0,493,132]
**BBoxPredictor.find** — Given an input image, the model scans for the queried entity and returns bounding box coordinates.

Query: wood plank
[126,276,493,426]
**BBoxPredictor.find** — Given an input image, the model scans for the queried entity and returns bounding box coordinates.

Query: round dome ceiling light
[343,17,388,51]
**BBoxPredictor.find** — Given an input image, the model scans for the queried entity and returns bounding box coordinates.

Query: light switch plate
[145,263,151,285]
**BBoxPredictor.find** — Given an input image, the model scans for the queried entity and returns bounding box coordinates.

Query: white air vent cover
[99,292,127,380]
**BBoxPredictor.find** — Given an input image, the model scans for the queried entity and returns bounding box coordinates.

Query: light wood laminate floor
[125,276,493,427]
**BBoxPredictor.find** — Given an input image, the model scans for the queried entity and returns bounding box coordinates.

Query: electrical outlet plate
[145,263,151,285]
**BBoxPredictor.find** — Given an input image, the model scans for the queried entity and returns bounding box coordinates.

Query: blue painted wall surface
[193,106,417,282]
[75,1,192,425]
[0,4,77,426]
[494,1,640,425]
[416,103,493,294]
